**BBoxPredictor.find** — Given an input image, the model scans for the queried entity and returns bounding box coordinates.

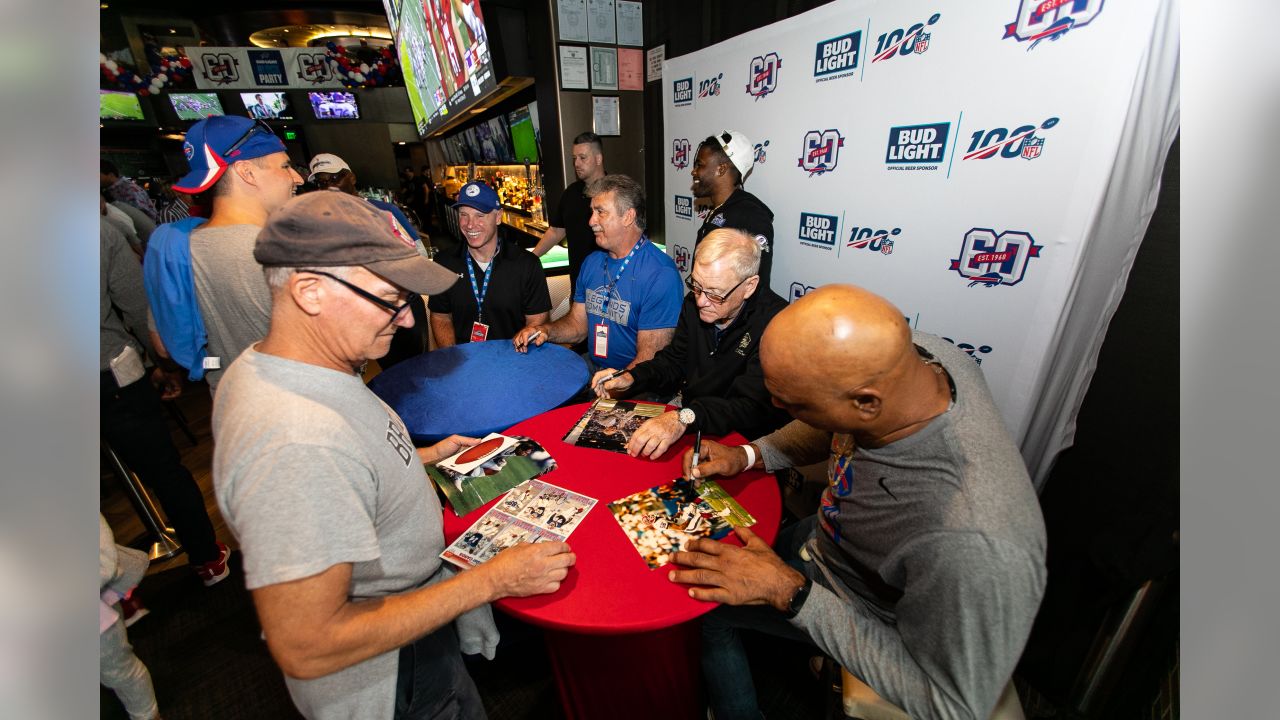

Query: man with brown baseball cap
[213,191,576,720]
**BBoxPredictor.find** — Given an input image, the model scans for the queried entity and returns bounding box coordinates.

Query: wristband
[741,444,757,470]
[782,576,813,619]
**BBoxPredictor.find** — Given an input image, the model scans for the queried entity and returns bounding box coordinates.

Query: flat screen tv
[100,90,145,121]
[239,92,292,120]
[169,93,225,121]
[309,91,360,119]
[507,104,539,164]
[391,0,496,137]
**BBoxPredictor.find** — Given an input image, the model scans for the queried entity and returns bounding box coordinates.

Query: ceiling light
[169,28,176,34]
[398,141,406,145]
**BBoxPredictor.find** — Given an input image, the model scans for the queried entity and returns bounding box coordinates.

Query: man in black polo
[428,181,551,346]
[691,130,776,289]
[532,131,606,294]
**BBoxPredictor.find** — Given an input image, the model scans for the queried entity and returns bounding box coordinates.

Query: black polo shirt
[427,240,552,343]
[551,179,597,292]
[695,187,775,289]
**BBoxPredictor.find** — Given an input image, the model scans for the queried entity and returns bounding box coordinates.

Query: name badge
[470,321,490,343]
[593,323,609,359]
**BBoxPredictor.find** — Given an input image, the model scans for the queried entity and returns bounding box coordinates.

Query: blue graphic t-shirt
[572,237,683,369]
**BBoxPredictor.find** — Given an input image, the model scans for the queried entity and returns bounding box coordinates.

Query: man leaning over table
[668,285,1047,720]
[213,191,575,720]
[590,228,792,460]
[513,174,683,374]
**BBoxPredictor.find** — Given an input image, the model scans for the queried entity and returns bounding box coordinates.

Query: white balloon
[99,53,108,64]
[105,60,118,72]
[157,73,168,82]
[359,63,370,75]
[351,72,364,82]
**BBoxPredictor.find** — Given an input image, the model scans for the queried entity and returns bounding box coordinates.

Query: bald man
[670,285,1047,720]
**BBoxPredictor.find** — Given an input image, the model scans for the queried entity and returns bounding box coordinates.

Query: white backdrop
[661,0,1179,486]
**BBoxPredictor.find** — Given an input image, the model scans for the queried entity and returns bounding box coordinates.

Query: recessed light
[169,28,176,34]
[398,141,406,145]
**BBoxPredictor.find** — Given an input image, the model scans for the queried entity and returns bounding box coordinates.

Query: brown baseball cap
[255,191,459,296]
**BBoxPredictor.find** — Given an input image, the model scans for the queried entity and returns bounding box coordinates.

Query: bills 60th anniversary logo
[963,116,1058,161]
[798,212,838,249]
[671,138,691,169]
[949,228,1043,287]
[788,282,815,303]
[847,225,903,255]
[1003,0,1104,50]
[673,245,691,272]
[200,52,240,84]
[797,129,845,176]
[673,77,694,106]
[673,195,693,221]
[872,13,940,63]
[813,30,861,82]
[747,53,781,99]
[885,122,950,170]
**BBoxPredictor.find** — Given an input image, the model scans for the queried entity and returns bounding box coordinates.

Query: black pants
[101,370,219,565]
[394,624,486,720]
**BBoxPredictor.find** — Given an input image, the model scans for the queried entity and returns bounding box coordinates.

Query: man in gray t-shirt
[670,285,1047,720]
[214,191,575,720]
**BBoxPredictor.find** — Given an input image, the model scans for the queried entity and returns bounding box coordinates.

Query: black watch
[782,576,813,619]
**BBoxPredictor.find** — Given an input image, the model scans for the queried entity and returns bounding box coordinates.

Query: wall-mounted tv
[100,90,145,121]
[308,91,360,119]
[507,104,539,164]
[169,93,225,121]
[390,0,495,137]
[239,92,292,120]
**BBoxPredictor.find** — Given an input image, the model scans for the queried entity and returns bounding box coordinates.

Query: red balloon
[180,57,192,68]
[138,88,150,96]
[335,46,346,55]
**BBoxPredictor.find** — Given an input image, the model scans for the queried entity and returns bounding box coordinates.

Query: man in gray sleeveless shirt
[214,191,576,720]
[670,285,1046,720]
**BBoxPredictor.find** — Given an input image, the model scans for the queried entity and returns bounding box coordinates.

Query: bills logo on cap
[388,213,415,249]
[671,138,691,169]
[797,130,844,176]
[183,142,195,161]
[1003,0,1103,50]
[949,228,1042,287]
[465,184,480,197]
[747,53,781,99]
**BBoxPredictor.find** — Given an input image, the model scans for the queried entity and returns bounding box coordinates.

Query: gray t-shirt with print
[190,224,272,391]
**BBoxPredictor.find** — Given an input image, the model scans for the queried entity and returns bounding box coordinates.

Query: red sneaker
[195,542,231,587]
[120,592,149,628]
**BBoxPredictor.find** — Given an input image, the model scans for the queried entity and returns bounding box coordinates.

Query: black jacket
[626,287,791,439]
[695,188,775,289]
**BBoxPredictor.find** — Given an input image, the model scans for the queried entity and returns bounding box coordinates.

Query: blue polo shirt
[572,237,683,368]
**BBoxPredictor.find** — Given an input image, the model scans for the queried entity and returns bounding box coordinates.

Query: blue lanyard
[600,237,645,318]
[465,245,497,322]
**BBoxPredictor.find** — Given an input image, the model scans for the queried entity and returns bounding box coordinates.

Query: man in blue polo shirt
[513,174,682,372]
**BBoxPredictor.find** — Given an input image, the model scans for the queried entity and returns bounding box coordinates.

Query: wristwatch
[782,576,813,619]
[677,407,696,427]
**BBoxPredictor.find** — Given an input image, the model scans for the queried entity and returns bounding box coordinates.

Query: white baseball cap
[307,153,351,182]
[716,130,754,180]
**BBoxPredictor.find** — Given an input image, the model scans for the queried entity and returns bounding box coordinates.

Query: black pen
[594,369,625,390]
[690,430,703,478]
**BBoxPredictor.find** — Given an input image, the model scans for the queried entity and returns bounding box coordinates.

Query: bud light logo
[673,245,691,272]
[797,130,844,176]
[949,228,1043,287]
[753,140,769,164]
[872,14,941,63]
[963,117,1058,161]
[674,195,693,220]
[814,31,861,81]
[673,77,693,106]
[789,282,815,303]
[671,138,691,170]
[698,73,724,98]
[1003,0,1103,51]
[941,337,994,365]
[798,212,838,249]
[747,53,781,99]
[847,225,902,255]
[885,122,949,170]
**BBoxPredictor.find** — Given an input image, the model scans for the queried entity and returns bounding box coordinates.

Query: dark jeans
[394,624,486,720]
[101,370,219,565]
[701,516,820,720]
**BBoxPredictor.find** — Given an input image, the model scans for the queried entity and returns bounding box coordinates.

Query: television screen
[391,0,496,137]
[169,93,225,121]
[100,90,144,121]
[462,126,482,163]
[309,91,360,119]
[239,92,292,120]
[486,116,515,164]
[507,105,539,164]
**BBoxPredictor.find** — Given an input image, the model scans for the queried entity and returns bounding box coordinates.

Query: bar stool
[831,665,1024,720]
[102,442,184,561]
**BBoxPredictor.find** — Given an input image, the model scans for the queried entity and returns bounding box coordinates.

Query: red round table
[441,402,781,720]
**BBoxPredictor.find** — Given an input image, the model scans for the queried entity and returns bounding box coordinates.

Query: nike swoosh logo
[878,477,897,500]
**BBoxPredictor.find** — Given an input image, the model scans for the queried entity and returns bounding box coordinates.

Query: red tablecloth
[440,402,782,719]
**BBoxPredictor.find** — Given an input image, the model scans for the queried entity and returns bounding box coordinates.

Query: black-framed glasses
[685,272,754,304]
[224,119,276,158]
[302,269,417,322]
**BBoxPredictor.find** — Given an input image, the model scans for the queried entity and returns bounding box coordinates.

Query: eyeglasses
[302,269,417,322]
[224,120,277,159]
[685,273,754,304]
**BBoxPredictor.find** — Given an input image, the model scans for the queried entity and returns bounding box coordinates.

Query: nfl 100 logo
[941,337,994,365]
[673,77,694,106]
[747,53,781,99]
[962,117,1059,162]
[871,13,941,64]
[1003,0,1104,50]
[671,138,691,169]
[673,195,693,220]
[949,228,1043,287]
[797,129,844,176]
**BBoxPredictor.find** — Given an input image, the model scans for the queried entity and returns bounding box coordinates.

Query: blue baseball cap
[174,116,288,194]
[451,181,501,213]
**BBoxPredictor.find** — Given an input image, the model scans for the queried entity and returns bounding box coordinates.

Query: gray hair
[695,228,761,281]
[263,264,354,291]
[585,174,646,231]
